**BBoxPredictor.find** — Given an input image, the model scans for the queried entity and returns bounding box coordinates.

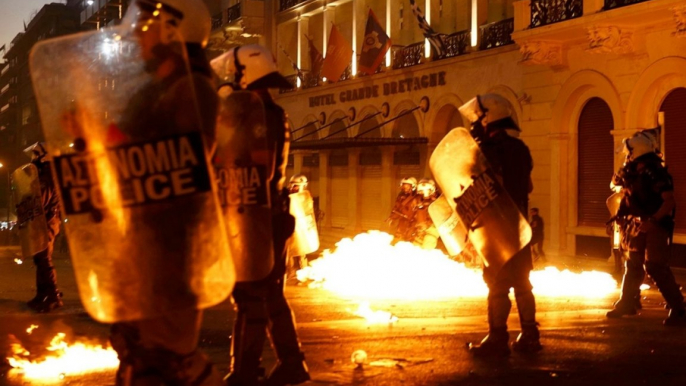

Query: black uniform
[530,213,545,260]
[109,44,224,385]
[469,122,541,355]
[227,90,310,386]
[608,153,685,323]
[27,159,62,312]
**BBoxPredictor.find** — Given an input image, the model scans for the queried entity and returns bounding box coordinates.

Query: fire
[352,302,399,324]
[8,332,119,381]
[26,325,39,335]
[298,231,618,300]
[14,258,23,265]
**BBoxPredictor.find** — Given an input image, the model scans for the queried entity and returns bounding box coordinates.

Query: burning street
[2,239,686,386]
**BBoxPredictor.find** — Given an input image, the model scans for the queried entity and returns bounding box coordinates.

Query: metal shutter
[577,98,614,227]
[360,165,383,230]
[662,88,686,232]
[330,166,349,228]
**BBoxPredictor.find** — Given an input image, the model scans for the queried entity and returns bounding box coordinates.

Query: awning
[291,136,428,150]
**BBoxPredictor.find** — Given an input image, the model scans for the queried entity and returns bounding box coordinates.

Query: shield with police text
[289,190,320,257]
[11,164,49,258]
[428,195,466,256]
[429,127,531,271]
[30,24,234,323]
[215,90,274,282]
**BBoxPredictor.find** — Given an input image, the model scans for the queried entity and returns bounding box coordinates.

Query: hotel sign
[308,71,447,108]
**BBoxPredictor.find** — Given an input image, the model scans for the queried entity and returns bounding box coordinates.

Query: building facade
[249,0,686,258]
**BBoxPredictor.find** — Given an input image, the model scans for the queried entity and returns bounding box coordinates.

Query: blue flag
[359,9,391,75]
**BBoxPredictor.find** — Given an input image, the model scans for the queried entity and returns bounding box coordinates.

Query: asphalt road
[1,246,686,386]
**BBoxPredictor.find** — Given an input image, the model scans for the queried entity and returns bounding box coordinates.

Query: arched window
[661,88,686,232]
[577,98,614,227]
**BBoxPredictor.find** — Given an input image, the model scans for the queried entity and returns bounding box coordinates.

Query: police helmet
[210,44,292,91]
[417,179,436,196]
[289,174,308,190]
[622,131,659,161]
[400,177,417,191]
[124,0,212,47]
[459,94,513,127]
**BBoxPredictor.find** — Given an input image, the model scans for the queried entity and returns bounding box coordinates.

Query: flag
[358,9,391,75]
[278,45,304,83]
[305,35,323,79]
[321,23,353,83]
[408,0,446,59]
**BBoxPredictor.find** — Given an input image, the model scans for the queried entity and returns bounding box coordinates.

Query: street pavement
[1,246,686,386]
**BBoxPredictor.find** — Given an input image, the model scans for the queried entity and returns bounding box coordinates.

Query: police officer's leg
[469,265,512,357]
[110,309,223,386]
[643,227,685,325]
[607,234,646,318]
[29,220,62,312]
[226,282,269,386]
[264,213,309,386]
[511,248,542,352]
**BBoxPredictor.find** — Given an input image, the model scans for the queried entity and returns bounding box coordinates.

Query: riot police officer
[287,174,310,278]
[24,143,63,313]
[214,44,310,386]
[606,131,685,325]
[460,94,542,356]
[388,177,419,244]
[105,0,227,384]
[412,179,439,250]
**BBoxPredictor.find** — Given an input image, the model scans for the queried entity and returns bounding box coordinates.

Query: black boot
[512,324,542,353]
[607,257,643,318]
[663,307,686,326]
[28,292,63,313]
[225,299,269,386]
[265,296,310,386]
[512,292,542,353]
[606,299,637,318]
[469,328,510,357]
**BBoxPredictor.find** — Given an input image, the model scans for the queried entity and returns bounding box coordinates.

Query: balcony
[442,30,471,59]
[392,42,425,69]
[211,12,223,31]
[604,0,651,9]
[80,0,125,26]
[530,0,583,28]
[479,18,515,50]
[280,0,307,12]
[227,3,242,24]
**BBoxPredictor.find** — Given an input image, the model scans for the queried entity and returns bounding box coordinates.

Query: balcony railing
[531,0,583,28]
[280,0,307,11]
[339,64,353,82]
[443,30,471,59]
[479,18,514,50]
[211,12,223,30]
[604,0,650,10]
[392,42,425,69]
[227,2,241,24]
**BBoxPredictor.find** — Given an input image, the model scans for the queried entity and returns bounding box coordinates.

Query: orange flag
[321,23,353,83]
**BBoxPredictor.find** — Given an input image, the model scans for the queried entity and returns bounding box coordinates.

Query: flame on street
[297,231,617,300]
[8,332,119,381]
[352,302,399,324]
[14,258,23,265]
[26,325,39,335]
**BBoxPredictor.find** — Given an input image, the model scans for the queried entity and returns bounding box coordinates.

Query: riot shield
[428,195,466,256]
[214,90,274,282]
[429,127,531,271]
[289,190,320,257]
[11,164,49,258]
[30,26,234,323]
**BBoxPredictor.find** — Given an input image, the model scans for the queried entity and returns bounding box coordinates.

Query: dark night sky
[0,0,61,54]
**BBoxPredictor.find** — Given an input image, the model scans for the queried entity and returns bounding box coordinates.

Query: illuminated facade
[247,0,686,258]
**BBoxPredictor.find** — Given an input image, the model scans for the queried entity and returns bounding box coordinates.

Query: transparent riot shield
[428,195,466,256]
[11,164,49,259]
[30,26,233,323]
[215,90,274,282]
[429,127,531,271]
[289,190,320,257]
[607,192,623,250]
